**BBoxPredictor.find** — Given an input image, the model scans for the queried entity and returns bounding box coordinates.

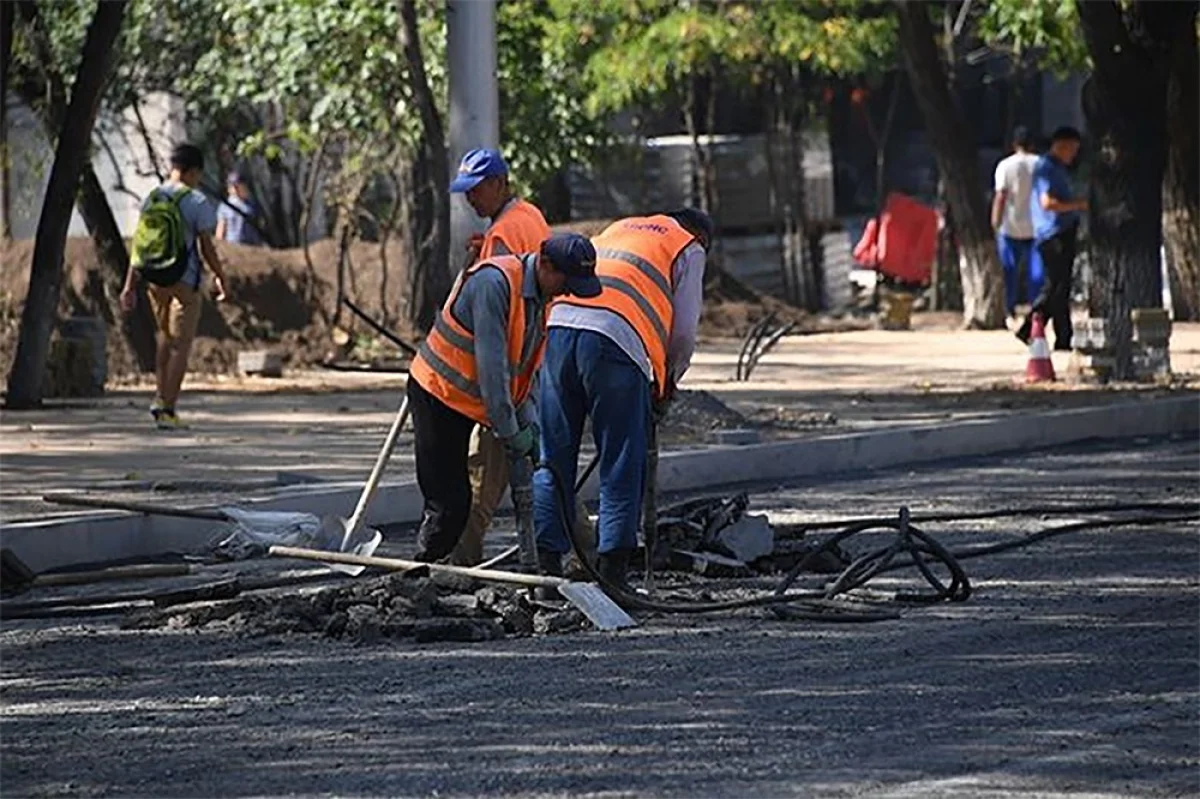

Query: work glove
[503,424,538,463]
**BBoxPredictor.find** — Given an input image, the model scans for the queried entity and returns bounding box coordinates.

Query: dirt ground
[1,437,1195,797]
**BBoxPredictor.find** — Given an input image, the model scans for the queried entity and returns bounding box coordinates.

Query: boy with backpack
[120,143,230,430]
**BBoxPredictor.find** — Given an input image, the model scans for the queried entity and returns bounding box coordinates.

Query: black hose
[538,460,899,622]
[792,500,1199,531]
[537,461,1200,621]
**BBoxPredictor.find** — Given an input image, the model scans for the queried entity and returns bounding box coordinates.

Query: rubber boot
[412,509,444,563]
[596,549,633,597]
[535,550,564,601]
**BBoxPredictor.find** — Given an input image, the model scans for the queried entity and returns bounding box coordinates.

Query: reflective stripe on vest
[410,255,540,425]
[555,215,695,396]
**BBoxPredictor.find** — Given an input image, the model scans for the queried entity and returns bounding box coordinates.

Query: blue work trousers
[997,235,1045,314]
[533,327,650,555]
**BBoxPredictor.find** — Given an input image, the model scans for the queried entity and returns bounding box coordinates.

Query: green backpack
[131,187,191,286]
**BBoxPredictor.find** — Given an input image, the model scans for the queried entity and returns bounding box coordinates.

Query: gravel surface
[2,436,1197,798]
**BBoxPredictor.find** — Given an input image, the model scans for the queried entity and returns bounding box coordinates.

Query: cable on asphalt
[536,460,1200,622]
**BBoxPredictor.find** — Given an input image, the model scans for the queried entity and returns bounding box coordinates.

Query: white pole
[446,0,500,275]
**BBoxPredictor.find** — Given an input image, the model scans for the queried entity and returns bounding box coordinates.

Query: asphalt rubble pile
[123,571,589,645]
[119,494,850,644]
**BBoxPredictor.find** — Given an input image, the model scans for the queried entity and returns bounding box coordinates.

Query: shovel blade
[317,516,383,577]
[557,582,638,630]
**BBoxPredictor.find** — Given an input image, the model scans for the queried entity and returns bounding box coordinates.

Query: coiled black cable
[537,460,1200,622]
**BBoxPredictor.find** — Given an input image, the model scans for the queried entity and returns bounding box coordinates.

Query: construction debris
[121,571,590,645]
[652,494,848,575]
[713,513,774,562]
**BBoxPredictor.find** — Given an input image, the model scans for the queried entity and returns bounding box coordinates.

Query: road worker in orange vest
[448,148,599,570]
[407,232,601,563]
[448,148,550,567]
[532,209,714,591]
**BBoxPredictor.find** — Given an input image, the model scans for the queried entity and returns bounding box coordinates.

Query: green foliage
[975,0,1090,76]
[497,0,614,195]
[566,0,898,115]
[180,0,415,156]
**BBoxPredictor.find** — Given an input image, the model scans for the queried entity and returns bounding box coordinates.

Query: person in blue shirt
[1016,126,1089,350]
[215,171,264,246]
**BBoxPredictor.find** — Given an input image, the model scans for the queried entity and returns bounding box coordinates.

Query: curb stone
[3,396,1196,573]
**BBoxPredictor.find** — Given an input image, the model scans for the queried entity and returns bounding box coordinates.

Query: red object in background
[850,87,867,105]
[852,192,939,285]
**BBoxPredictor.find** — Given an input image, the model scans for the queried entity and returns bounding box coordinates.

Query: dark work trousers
[406,377,477,562]
[1020,227,1077,350]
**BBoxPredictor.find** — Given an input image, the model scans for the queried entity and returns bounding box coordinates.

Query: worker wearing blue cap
[446,148,557,568]
[407,233,601,563]
[450,148,552,263]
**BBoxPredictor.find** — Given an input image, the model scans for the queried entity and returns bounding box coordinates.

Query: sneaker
[149,397,166,422]
[155,410,189,430]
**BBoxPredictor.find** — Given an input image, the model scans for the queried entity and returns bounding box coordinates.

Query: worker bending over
[532,209,714,590]
[447,148,550,567]
[407,233,601,563]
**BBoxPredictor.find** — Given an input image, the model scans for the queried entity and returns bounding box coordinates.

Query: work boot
[413,509,455,563]
[596,549,633,597]
[535,550,564,601]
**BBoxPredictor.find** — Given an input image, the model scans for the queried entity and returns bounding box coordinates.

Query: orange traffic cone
[1024,312,1056,383]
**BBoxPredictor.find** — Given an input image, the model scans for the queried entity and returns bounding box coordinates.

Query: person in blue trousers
[532,209,713,592]
[991,126,1044,317]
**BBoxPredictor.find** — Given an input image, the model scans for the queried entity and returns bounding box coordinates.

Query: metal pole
[446,0,499,276]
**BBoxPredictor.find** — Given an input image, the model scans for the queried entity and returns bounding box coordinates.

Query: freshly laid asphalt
[1,435,1197,798]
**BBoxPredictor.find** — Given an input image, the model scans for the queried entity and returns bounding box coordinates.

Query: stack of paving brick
[1131,308,1172,382]
[1069,309,1173,384]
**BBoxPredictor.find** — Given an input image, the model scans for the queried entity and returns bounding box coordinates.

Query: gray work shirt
[449,254,546,439]
[548,241,706,386]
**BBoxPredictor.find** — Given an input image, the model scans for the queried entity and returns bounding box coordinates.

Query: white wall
[2,91,188,241]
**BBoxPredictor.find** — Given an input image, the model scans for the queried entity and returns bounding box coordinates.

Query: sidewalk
[2,321,1196,522]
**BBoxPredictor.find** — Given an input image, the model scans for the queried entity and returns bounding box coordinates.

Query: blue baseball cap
[541,234,601,298]
[450,148,509,193]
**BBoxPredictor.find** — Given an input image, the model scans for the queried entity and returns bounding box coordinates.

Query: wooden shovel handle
[41,494,228,521]
[269,545,567,589]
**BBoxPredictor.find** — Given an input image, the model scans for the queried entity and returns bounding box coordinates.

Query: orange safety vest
[556,215,695,397]
[410,255,544,426]
[479,198,551,261]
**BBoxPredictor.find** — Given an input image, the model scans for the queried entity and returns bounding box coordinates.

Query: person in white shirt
[991,126,1044,317]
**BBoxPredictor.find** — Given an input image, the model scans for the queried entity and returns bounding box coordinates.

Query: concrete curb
[3,396,1196,573]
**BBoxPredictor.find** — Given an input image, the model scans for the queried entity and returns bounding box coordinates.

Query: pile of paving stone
[122,572,588,644]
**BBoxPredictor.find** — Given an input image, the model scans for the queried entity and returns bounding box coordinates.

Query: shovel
[314,395,412,576]
[269,545,637,631]
[39,396,410,578]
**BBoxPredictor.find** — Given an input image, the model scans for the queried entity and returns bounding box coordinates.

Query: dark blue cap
[450,148,509,193]
[541,233,601,298]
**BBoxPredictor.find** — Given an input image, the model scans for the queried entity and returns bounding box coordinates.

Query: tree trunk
[6,0,127,408]
[14,0,156,371]
[764,78,792,303]
[76,168,157,372]
[684,73,705,211]
[1078,0,1190,379]
[0,0,13,241]
[782,68,817,311]
[1163,9,1200,321]
[893,1,1005,328]
[398,0,451,333]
